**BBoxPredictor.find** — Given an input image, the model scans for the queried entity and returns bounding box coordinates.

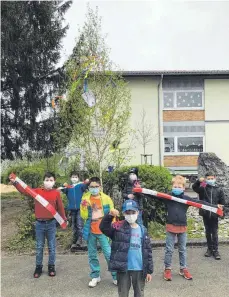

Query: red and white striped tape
[133,187,224,217]
[11,173,67,229]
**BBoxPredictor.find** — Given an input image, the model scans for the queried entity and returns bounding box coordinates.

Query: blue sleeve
[61,188,68,195]
[81,183,88,193]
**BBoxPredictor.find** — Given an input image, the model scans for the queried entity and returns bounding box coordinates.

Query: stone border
[151,238,229,248]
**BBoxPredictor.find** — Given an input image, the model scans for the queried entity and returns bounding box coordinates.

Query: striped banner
[133,187,224,217]
[10,173,67,229]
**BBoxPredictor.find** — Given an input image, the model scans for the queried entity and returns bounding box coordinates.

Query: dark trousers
[203,216,219,251]
[117,271,145,297]
[71,209,83,244]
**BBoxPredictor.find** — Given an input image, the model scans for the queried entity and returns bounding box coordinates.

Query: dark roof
[120,70,229,77]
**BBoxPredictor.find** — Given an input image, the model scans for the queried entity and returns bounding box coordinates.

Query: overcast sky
[60,0,229,71]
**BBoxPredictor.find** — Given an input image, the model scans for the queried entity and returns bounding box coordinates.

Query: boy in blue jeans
[160,175,215,281]
[60,171,88,248]
[10,172,66,278]
[162,175,193,281]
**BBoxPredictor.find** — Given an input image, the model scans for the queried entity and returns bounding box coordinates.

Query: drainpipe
[157,74,164,167]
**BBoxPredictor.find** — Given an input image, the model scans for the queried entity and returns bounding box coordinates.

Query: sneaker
[48,265,56,277]
[33,265,43,278]
[71,243,77,249]
[113,279,117,286]
[204,249,212,257]
[88,276,101,288]
[213,251,221,260]
[164,269,172,281]
[179,268,193,280]
[76,239,82,247]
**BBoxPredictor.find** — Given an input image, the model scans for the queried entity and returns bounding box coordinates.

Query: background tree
[58,6,132,183]
[1,0,72,160]
[135,108,157,164]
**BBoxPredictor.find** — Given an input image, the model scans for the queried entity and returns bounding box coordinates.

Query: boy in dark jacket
[123,168,144,225]
[100,199,153,297]
[59,171,89,248]
[160,175,193,281]
[192,172,225,259]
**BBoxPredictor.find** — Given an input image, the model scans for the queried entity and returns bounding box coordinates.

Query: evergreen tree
[1,0,72,160]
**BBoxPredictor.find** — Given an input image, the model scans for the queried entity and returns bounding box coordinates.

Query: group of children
[10,168,225,297]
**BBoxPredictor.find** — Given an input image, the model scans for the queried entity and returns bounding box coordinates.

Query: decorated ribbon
[10,173,67,229]
[133,187,224,217]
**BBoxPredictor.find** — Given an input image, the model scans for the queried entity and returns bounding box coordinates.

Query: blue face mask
[89,187,100,196]
[172,188,184,196]
[206,179,216,186]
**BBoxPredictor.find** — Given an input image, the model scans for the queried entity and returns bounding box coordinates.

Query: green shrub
[55,175,68,188]
[7,210,36,252]
[1,192,24,200]
[148,221,166,240]
[20,167,44,188]
[103,165,172,226]
[3,164,26,184]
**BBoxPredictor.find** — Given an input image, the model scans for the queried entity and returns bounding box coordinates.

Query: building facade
[123,71,229,174]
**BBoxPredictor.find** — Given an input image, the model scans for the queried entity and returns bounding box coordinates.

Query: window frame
[163,89,204,110]
[163,135,205,155]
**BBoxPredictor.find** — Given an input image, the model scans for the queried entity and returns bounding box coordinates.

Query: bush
[20,167,44,188]
[7,210,36,252]
[148,221,166,240]
[2,164,26,184]
[55,175,68,188]
[103,165,172,226]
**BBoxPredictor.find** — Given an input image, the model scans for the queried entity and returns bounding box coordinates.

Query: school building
[123,70,229,174]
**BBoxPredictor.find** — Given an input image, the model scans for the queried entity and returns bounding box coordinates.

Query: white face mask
[124,213,138,224]
[71,177,79,184]
[44,181,55,190]
[129,174,137,181]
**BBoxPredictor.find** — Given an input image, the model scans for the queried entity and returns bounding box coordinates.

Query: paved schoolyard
[1,246,229,297]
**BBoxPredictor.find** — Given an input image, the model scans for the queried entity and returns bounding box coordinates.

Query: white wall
[205,79,229,164]
[205,123,229,165]
[205,79,229,120]
[126,77,160,165]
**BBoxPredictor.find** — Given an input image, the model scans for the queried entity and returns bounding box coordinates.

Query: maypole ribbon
[10,173,67,229]
[133,188,224,217]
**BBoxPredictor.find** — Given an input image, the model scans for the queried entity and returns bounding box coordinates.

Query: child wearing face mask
[59,171,89,248]
[80,177,117,287]
[10,172,66,278]
[100,200,153,297]
[123,168,144,225]
[154,175,217,281]
[192,172,225,260]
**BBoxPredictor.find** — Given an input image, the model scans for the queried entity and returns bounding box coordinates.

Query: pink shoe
[179,268,193,280]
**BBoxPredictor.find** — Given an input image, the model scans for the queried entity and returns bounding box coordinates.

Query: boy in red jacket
[10,172,67,278]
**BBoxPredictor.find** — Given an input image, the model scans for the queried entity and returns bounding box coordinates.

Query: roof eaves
[119,70,229,76]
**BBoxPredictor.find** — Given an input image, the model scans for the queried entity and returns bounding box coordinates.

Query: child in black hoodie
[192,172,225,259]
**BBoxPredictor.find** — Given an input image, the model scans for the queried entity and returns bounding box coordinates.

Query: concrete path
[1,246,229,297]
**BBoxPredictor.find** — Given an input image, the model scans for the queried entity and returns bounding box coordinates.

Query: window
[163,124,205,133]
[163,91,203,109]
[163,92,174,108]
[177,137,203,152]
[164,136,204,154]
[177,92,202,108]
[164,137,175,152]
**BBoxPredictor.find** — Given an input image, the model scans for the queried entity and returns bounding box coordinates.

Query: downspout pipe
[157,74,164,167]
